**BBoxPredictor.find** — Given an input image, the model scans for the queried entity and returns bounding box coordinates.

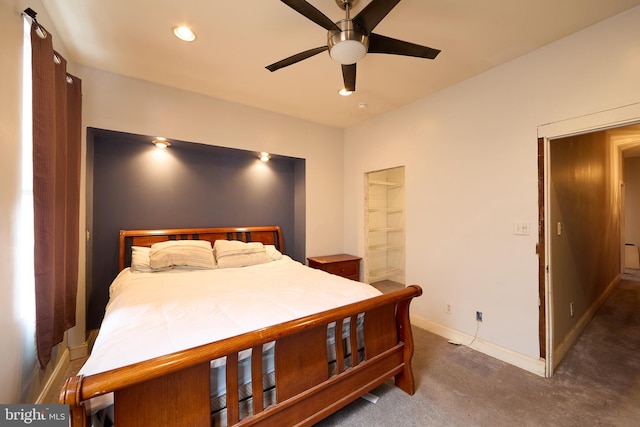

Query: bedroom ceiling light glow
[173,26,196,42]
[260,152,270,162]
[338,88,353,96]
[152,138,171,149]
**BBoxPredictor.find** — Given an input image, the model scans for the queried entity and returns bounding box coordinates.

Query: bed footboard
[60,285,422,427]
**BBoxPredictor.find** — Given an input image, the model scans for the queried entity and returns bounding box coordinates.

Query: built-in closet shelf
[369,244,404,252]
[368,179,402,188]
[369,227,404,233]
[368,208,404,213]
[365,166,406,285]
[368,267,404,282]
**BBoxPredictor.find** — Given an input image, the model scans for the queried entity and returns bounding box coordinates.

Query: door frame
[538,102,640,377]
[537,138,546,364]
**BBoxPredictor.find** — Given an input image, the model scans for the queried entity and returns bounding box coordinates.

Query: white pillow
[214,240,270,269]
[265,245,283,261]
[150,240,216,270]
[131,246,153,273]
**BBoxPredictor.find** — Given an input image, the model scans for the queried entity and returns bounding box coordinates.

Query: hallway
[553,278,640,406]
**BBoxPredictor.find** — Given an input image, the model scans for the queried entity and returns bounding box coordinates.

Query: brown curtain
[31,23,82,368]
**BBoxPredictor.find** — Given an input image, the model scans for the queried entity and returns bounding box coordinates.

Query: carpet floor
[316,280,640,427]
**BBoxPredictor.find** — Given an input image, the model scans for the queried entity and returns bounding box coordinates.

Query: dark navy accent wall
[87,128,305,330]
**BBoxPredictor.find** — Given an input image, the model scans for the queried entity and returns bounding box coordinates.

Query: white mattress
[81,255,381,377]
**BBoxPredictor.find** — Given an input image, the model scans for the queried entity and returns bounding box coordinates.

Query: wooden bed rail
[61,285,423,427]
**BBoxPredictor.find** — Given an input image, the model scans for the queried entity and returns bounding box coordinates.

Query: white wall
[344,7,640,369]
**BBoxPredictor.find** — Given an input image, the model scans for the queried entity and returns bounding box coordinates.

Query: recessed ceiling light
[338,88,353,96]
[259,152,271,162]
[173,26,196,42]
[152,139,171,149]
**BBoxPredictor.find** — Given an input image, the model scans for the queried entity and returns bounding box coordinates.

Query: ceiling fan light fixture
[329,40,367,64]
[328,20,368,65]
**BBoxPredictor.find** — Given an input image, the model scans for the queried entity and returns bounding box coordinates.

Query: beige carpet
[316,280,640,426]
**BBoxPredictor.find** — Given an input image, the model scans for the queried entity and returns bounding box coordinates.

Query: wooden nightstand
[307,254,361,281]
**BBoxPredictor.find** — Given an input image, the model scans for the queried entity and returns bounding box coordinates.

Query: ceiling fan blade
[353,0,401,33]
[266,46,328,72]
[368,33,441,59]
[281,0,340,31]
[342,63,356,92]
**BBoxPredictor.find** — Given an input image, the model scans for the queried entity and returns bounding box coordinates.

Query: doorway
[618,127,640,280]
[538,103,640,376]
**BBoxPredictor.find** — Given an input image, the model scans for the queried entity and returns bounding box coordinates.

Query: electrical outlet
[476,311,483,322]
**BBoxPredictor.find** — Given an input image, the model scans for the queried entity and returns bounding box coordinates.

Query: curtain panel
[30,23,82,368]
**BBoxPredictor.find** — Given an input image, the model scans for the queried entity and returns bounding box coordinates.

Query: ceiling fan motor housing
[335,0,359,10]
[328,19,369,64]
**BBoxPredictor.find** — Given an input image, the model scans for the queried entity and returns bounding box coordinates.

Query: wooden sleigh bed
[60,226,422,426]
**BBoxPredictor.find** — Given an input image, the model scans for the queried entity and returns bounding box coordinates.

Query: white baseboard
[552,274,619,371]
[411,315,546,377]
[35,347,70,404]
[69,342,89,361]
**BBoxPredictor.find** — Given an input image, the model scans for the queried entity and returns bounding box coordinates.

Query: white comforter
[80,256,381,377]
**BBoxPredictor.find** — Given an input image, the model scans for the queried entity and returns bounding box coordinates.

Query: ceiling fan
[266,0,441,92]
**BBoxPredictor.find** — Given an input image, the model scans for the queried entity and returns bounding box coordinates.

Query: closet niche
[365,166,405,286]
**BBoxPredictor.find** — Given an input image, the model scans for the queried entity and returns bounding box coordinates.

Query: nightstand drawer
[307,254,361,281]
[324,261,358,278]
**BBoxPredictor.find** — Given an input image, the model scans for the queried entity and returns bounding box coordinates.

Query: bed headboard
[118,226,283,271]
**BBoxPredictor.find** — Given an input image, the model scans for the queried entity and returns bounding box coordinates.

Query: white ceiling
[37,0,640,129]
